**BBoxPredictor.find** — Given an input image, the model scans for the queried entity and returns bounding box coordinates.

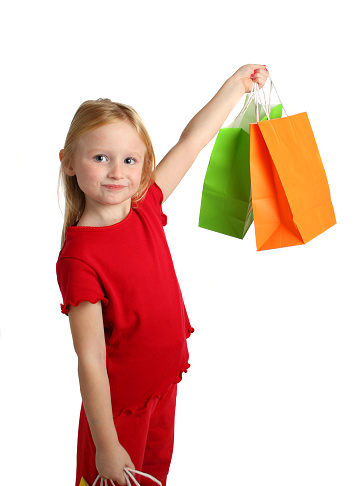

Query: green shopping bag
[198,98,282,239]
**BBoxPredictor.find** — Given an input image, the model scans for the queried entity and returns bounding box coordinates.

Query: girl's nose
[108,160,124,179]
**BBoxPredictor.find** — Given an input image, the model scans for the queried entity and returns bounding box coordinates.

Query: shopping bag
[249,80,336,250]
[81,467,162,486]
[198,96,282,239]
[226,94,280,133]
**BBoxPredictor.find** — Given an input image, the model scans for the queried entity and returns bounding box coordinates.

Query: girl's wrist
[223,74,247,99]
[91,421,121,452]
[95,436,121,454]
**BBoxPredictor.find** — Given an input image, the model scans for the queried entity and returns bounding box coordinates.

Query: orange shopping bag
[249,80,336,251]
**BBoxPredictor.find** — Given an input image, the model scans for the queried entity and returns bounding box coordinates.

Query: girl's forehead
[78,121,146,153]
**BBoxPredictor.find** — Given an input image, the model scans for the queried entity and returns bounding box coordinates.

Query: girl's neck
[77,199,132,227]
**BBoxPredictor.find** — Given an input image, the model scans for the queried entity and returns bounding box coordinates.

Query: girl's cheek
[85,165,102,180]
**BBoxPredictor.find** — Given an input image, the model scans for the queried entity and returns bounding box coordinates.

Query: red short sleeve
[146,182,167,226]
[56,257,109,316]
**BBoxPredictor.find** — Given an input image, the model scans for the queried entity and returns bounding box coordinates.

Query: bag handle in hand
[252,74,289,121]
[234,73,288,124]
[91,467,162,486]
[231,77,272,123]
[124,468,162,486]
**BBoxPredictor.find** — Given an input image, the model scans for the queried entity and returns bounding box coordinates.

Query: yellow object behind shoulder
[79,478,89,486]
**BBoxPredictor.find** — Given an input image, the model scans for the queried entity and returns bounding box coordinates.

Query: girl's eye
[124,157,136,165]
[94,155,108,163]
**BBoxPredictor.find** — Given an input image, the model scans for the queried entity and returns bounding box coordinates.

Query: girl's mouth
[103,184,126,191]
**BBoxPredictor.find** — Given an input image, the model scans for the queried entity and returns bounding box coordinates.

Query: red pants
[76,384,177,486]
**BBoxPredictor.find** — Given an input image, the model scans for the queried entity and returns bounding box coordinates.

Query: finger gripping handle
[91,468,162,486]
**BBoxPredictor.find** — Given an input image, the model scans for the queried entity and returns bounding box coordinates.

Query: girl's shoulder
[138,182,167,226]
[135,181,163,209]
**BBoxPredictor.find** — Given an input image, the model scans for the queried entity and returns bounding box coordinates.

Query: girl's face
[68,121,146,223]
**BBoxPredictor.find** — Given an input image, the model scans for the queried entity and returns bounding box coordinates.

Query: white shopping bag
[80,467,162,486]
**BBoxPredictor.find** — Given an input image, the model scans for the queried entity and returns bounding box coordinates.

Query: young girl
[56,64,268,486]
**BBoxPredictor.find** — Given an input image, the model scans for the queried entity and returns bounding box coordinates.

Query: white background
[0,1,355,485]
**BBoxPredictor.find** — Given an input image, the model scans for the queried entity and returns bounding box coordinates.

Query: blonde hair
[59,98,156,247]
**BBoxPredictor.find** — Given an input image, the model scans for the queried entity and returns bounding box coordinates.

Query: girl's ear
[59,149,76,176]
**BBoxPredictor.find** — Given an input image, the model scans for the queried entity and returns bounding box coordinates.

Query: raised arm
[68,301,134,485]
[155,64,268,202]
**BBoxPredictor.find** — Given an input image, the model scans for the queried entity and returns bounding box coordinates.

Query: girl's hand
[154,62,269,203]
[96,442,135,485]
[232,64,269,93]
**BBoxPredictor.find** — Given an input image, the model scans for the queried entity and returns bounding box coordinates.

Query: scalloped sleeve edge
[60,297,109,316]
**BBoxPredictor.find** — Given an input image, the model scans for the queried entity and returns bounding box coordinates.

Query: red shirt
[56,182,194,415]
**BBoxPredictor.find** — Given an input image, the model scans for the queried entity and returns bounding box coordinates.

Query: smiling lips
[103,184,126,191]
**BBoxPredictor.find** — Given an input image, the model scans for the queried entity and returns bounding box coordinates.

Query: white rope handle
[124,468,162,486]
[234,72,289,124]
[252,82,261,121]
[256,75,289,119]
[234,88,255,120]
[268,74,288,117]
[232,73,274,124]
[91,468,162,486]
